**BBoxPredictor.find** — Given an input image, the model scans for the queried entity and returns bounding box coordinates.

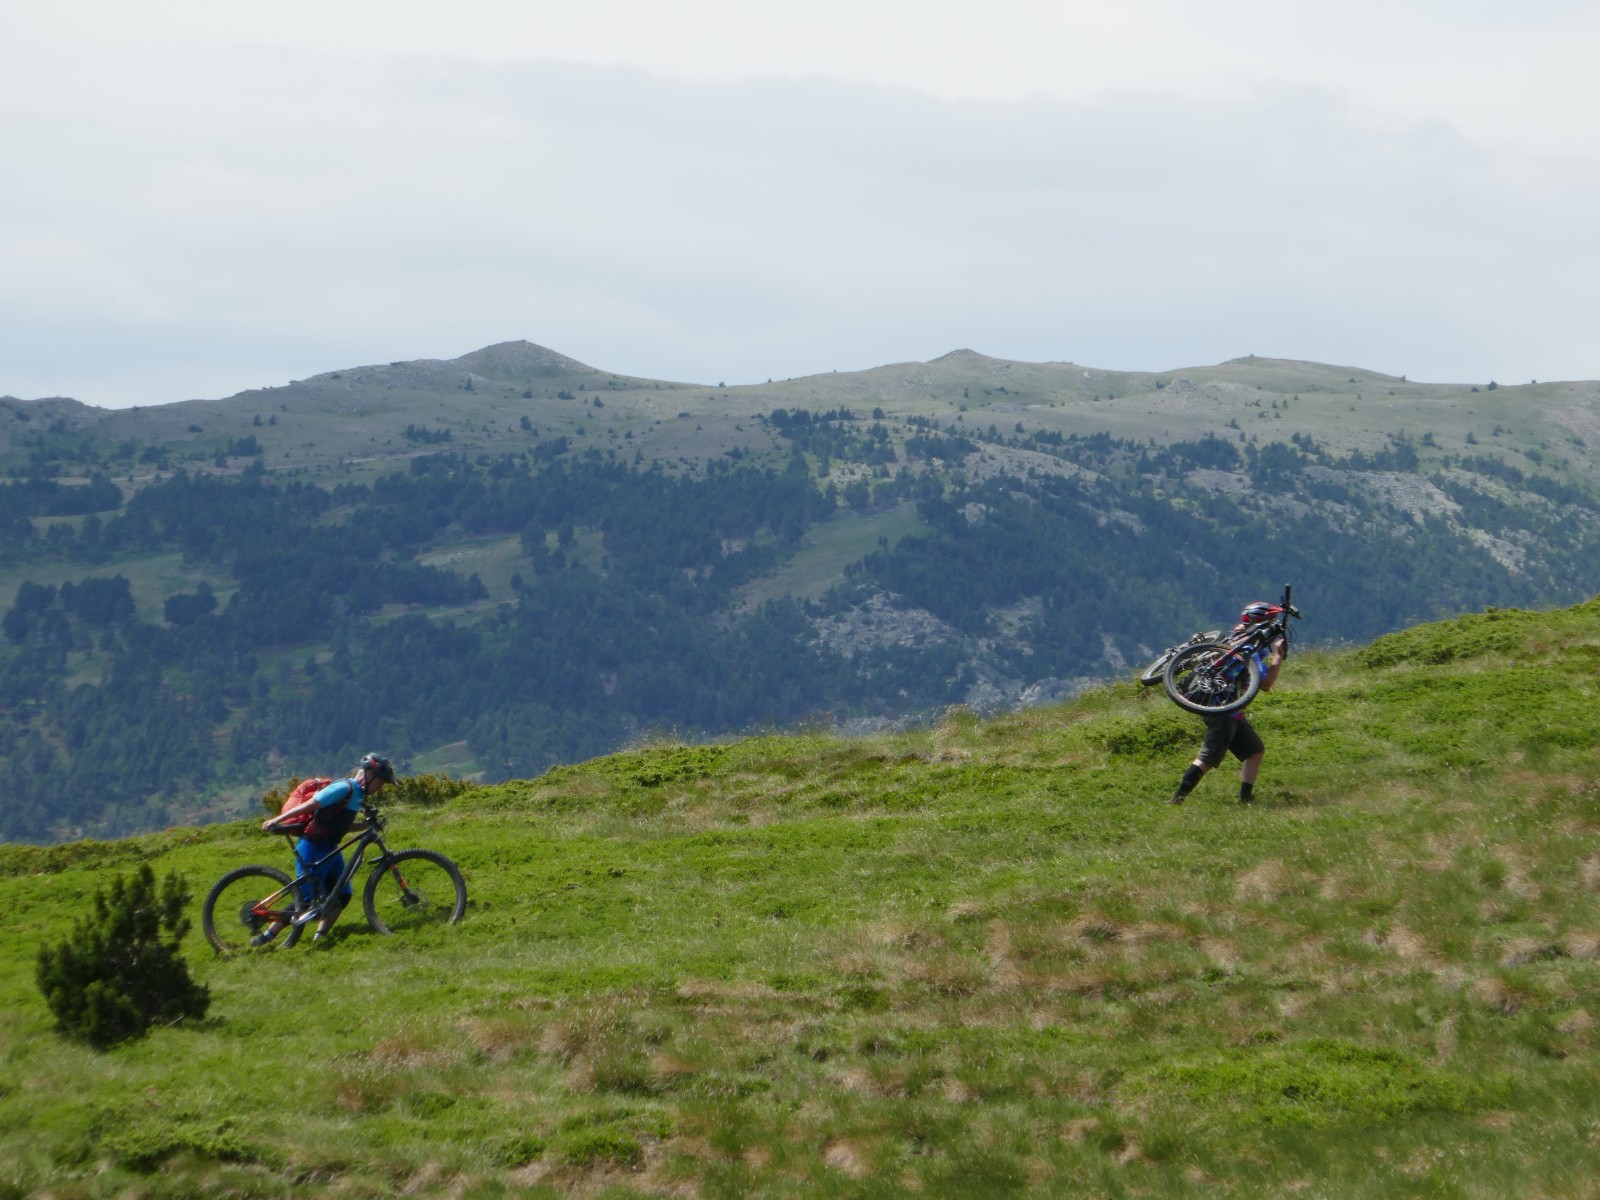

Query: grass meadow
[6,601,1600,1196]
[733,505,929,610]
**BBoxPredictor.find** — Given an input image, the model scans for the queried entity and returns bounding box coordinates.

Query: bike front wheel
[363,849,467,935]
[203,865,306,954]
[1162,641,1263,716]
[1137,650,1174,686]
[1139,632,1221,687]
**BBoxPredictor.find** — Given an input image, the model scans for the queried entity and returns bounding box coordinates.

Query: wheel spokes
[208,870,297,952]
[1174,652,1243,704]
[370,860,454,931]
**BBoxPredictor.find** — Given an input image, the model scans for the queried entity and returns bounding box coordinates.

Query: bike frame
[253,813,397,916]
[1197,591,1299,681]
[1210,620,1286,677]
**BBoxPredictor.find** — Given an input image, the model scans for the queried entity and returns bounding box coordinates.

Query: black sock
[1239,781,1255,804]
[1175,765,1205,798]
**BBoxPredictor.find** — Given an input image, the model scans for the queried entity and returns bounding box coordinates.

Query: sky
[2,1,1599,408]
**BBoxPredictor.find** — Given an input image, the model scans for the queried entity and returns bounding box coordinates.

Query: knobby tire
[202,864,305,954]
[1162,641,1263,716]
[1137,651,1174,687]
[363,848,467,935]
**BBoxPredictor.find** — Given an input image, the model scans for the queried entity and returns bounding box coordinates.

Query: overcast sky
[3,2,1598,407]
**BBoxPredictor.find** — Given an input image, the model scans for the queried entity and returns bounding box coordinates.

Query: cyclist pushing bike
[1169,602,1289,807]
[204,758,465,955]
[256,752,396,944]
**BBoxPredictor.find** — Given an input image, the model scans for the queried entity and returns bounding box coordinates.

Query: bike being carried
[1140,585,1303,716]
[202,753,467,953]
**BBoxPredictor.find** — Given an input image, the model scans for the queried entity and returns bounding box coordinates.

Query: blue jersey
[311,776,365,816]
[1233,647,1271,719]
[295,775,366,900]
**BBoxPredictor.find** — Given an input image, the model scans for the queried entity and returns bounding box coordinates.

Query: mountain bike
[1136,629,1222,687]
[202,802,466,953]
[1159,585,1303,717]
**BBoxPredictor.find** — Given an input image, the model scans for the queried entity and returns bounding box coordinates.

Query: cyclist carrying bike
[257,752,396,943]
[1169,603,1287,806]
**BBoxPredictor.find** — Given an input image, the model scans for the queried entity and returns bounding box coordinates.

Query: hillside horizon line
[2,339,1517,413]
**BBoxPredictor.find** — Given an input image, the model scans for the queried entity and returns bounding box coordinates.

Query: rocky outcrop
[810,589,1112,717]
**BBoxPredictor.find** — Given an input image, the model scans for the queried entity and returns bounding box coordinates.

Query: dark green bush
[35,865,209,1048]
[101,1117,256,1171]
[258,776,303,815]
[390,772,474,806]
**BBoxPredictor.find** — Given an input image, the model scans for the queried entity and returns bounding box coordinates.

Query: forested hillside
[5,344,1600,841]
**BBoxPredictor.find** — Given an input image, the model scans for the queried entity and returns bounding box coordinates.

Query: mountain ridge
[3,340,1580,412]
[47,338,1583,486]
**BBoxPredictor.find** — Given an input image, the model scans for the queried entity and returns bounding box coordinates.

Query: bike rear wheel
[203,865,305,954]
[1163,641,1263,716]
[363,849,467,935]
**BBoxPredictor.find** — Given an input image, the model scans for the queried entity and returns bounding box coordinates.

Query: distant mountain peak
[930,348,1004,365]
[453,340,595,377]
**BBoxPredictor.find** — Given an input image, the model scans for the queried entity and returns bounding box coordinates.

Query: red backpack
[275,777,332,833]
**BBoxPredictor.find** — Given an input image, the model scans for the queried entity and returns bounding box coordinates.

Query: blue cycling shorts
[294,837,352,904]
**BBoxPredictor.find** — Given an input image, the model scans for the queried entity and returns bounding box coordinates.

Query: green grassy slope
[733,505,930,610]
[7,601,1600,1196]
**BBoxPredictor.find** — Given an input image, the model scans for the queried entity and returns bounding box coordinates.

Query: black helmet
[359,753,396,784]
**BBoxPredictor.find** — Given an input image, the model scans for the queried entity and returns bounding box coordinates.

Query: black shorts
[1198,715,1265,767]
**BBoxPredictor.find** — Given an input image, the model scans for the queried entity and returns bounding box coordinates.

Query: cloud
[1,48,1597,405]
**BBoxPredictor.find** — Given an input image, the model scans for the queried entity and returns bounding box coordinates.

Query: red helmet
[1239,601,1281,625]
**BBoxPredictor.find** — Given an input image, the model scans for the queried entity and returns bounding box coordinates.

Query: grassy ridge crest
[6,598,1600,1196]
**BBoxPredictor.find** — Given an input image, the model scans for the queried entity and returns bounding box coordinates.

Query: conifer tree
[36,865,209,1047]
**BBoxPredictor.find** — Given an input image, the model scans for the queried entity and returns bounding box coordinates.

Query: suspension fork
[364,833,411,891]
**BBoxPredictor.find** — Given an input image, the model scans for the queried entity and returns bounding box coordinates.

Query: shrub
[102,1116,257,1171]
[390,772,474,807]
[259,776,307,815]
[35,865,209,1048]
